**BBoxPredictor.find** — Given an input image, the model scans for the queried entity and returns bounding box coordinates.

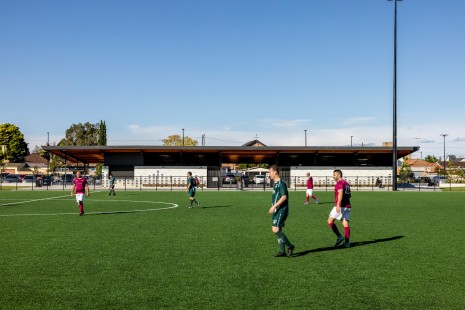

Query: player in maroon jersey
[304,172,319,204]
[327,169,351,248]
[71,171,90,216]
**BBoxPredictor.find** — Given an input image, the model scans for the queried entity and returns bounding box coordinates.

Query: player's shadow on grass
[293,236,404,257]
[200,205,234,209]
[310,201,332,205]
[90,211,142,215]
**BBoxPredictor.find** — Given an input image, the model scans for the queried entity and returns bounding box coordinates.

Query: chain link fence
[2,175,464,192]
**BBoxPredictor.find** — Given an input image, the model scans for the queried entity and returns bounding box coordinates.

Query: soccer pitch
[1,190,464,309]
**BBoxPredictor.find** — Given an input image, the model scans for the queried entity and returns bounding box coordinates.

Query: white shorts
[306,189,313,196]
[75,194,85,202]
[329,206,351,221]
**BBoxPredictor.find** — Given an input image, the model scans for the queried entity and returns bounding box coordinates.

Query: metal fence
[2,175,464,192]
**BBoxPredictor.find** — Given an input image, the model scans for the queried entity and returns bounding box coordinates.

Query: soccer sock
[329,222,341,237]
[277,231,292,248]
[189,199,193,207]
[344,227,350,243]
[312,195,317,201]
[276,234,286,253]
[78,202,83,213]
[193,198,198,204]
[306,196,309,203]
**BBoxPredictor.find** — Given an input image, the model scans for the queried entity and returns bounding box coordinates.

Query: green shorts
[188,188,196,198]
[272,206,288,227]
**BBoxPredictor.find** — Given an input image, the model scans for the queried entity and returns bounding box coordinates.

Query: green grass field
[1,190,464,309]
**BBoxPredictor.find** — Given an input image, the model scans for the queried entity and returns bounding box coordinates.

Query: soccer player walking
[71,171,90,216]
[186,171,200,208]
[108,173,116,196]
[327,169,351,248]
[268,165,295,257]
[304,172,319,204]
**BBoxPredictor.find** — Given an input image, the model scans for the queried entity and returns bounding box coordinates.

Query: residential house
[403,158,443,178]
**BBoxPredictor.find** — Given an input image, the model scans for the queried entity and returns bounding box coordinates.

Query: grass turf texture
[1,190,464,309]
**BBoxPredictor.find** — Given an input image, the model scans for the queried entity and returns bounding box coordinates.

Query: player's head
[306,172,311,177]
[333,169,343,181]
[187,171,192,177]
[76,171,81,178]
[269,165,279,180]
[109,173,112,177]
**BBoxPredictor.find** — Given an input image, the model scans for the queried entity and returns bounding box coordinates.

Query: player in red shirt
[327,169,351,248]
[71,171,90,216]
[304,172,319,204]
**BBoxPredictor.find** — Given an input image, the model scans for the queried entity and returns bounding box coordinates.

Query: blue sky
[1,0,464,159]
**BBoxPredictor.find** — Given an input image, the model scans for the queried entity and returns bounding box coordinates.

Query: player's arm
[336,189,343,212]
[85,182,90,196]
[70,184,75,196]
[268,195,287,214]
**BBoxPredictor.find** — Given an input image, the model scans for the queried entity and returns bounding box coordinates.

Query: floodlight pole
[182,128,185,146]
[304,130,307,147]
[388,0,402,191]
[441,134,448,176]
[351,136,354,147]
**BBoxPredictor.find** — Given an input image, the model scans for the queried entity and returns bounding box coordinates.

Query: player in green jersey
[187,171,200,208]
[268,165,295,257]
[108,173,116,196]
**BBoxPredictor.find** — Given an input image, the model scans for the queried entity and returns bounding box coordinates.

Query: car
[254,175,265,184]
[4,174,21,183]
[432,175,446,186]
[62,174,74,183]
[23,175,35,183]
[223,173,237,183]
[42,175,53,186]
[0,173,9,182]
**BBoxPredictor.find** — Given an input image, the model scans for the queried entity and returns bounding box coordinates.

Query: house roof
[242,140,267,147]
[404,159,443,169]
[24,153,49,165]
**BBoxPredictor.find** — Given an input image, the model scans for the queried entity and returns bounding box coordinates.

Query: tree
[98,120,107,146]
[424,155,439,163]
[163,134,198,146]
[0,123,30,162]
[236,163,269,170]
[58,122,99,146]
[399,161,413,182]
[95,163,103,178]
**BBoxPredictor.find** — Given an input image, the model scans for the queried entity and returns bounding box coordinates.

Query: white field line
[0,198,178,217]
[0,194,71,207]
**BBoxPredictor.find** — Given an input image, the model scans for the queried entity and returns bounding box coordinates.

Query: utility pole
[388,0,403,191]
[441,134,448,176]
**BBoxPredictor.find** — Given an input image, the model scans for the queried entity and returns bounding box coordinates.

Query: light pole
[182,128,185,146]
[351,136,354,147]
[441,134,448,176]
[304,130,307,147]
[388,0,403,191]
